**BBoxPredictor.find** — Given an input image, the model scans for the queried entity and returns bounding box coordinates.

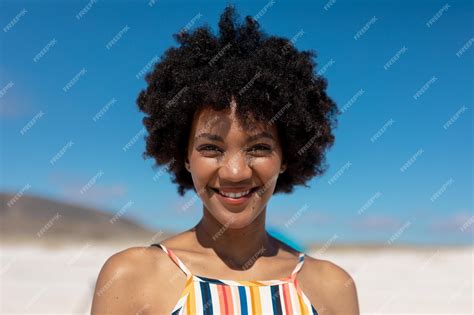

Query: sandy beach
[1,242,472,314]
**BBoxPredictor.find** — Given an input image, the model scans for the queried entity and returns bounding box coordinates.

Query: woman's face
[185,101,287,229]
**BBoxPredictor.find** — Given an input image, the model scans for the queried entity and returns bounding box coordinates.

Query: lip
[209,186,259,206]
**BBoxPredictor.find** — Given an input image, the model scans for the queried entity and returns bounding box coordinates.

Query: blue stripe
[312,304,319,314]
[195,275,226,285]
[238,286,248,315]
[199,281,213,315]
[171,307,181,315]
[270,285,283,315]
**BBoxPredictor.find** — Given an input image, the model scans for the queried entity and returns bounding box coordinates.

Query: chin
[205,201,265,229]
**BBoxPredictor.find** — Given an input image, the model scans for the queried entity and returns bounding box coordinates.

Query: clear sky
[1,0,472,247]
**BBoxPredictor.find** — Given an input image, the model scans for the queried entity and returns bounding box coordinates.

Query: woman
[92,4,359,314]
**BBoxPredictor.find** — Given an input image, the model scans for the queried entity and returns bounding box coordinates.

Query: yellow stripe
[238,280,263,287]
[250,286,262,313]
[186,281,196,314]
[296,288,309,315]
[180,277,194,298]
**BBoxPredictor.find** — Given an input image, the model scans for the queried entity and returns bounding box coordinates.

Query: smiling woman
[91,4,359,315]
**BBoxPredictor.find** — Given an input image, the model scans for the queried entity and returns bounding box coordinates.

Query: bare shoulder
[91,245,184,314]
[297,255,360,315]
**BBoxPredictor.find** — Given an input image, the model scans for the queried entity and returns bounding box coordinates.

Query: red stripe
[282,283,293,314]
[224,285,234,312]
[217,285,229,313]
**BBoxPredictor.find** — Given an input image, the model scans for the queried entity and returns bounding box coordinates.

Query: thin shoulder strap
[290,252,305,280]
[151,243,192,278]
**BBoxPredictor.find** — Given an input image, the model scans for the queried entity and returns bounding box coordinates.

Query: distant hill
[0,192,174,245]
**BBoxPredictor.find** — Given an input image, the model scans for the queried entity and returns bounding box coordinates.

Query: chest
[147,275,320,314]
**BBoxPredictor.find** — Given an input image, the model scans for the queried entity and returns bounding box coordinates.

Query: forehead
[191,105,277,137]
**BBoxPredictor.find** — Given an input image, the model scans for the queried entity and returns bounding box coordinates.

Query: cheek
[251,158,281,178]
[189,155,218,185]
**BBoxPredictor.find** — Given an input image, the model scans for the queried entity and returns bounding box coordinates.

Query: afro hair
[136,4,340,196]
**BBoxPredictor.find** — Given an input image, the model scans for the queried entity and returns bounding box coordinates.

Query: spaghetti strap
[150,243,192,278]
[290,252,305,280]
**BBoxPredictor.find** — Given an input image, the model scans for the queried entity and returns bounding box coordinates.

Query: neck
[195,207,277,270]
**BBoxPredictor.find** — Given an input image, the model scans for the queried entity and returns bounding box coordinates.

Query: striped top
[151,243,318,315]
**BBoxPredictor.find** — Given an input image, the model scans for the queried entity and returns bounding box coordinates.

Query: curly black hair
[136,4,340,197]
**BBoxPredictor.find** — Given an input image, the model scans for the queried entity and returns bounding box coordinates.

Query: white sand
[1,243,472,314]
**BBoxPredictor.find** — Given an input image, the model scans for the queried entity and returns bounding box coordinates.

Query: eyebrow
[195,131,275,143]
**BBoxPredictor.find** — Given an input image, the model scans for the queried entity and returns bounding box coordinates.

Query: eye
[198,144,222,153]
[248,144,272,153]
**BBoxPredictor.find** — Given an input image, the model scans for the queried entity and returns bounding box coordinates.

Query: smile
[209,186,260,205]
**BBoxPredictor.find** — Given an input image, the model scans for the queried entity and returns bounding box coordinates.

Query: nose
[218,148,253,182]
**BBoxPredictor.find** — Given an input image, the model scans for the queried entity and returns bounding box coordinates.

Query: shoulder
[94,246,168,285]
[91,245,181,314]
[298,255,360,315]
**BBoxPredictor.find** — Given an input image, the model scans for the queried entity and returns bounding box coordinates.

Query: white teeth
[219,189,250,198]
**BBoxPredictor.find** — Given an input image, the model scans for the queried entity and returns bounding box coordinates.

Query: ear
[185,158,190,172]
[280,162,287,174]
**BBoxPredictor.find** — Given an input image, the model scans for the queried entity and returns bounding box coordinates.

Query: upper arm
[90,247,151,314]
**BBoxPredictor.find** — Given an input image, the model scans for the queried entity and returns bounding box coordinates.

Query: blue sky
[1,0,472,246]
